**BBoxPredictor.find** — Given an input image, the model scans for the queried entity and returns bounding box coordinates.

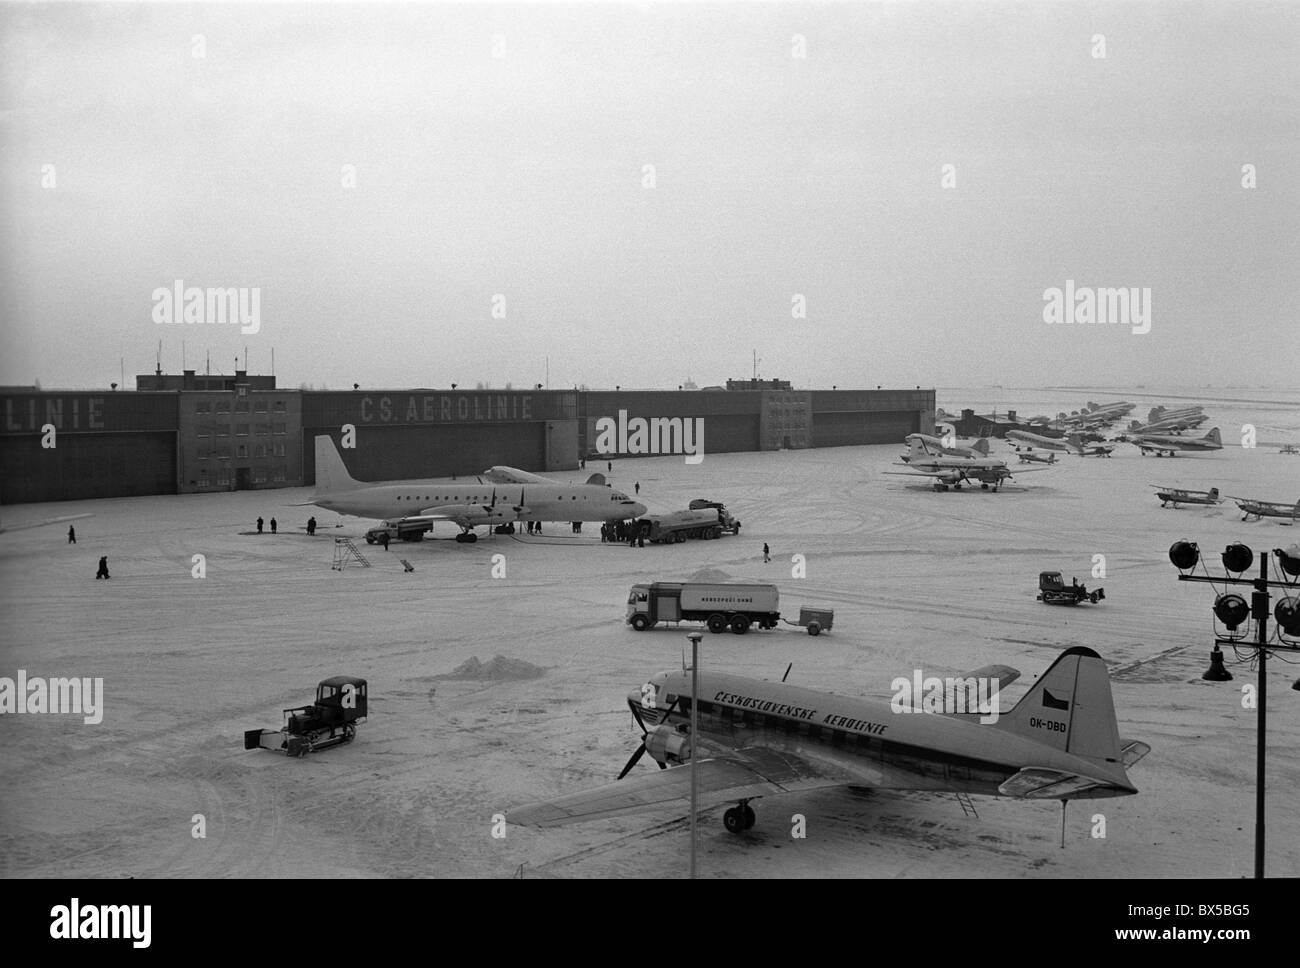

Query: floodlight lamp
[1213,593,1250,631]
[1169,540,1199,571]
[1276,545,1300,579]
[1221,543,1254,575]
[1274,597,1300,637]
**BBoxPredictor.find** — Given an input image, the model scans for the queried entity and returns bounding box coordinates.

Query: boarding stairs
[332,538,372,571]
[955,792,979,819]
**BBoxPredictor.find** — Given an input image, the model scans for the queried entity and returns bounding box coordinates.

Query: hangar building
[2,377,934,504]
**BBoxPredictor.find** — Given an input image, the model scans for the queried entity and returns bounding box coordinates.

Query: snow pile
[436,655,545,681]
[686,567,733,583]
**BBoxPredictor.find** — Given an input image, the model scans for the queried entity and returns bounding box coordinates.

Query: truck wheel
[710,527,722,540]
[707,614,727,633]
[730,615,750,635]
[675,532,686,543]
[631,614,650,631]
[365,536,376,544]
[807,622,821,636]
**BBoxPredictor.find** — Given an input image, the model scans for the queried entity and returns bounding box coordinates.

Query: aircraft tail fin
[971,438,989,456]
[994,647,1123,764]
[314,435,361,494]
[1204,427,1222,446]
[906,438,930,462]
[585,473,606,486]
[1208,487,1220,499]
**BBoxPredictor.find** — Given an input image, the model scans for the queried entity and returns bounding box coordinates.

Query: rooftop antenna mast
[752,349,760,381]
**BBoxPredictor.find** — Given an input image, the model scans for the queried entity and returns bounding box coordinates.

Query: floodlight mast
[1171,542,1299,879]
[687,631,702,880]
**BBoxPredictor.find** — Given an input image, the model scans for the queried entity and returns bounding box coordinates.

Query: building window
[235,400,250,413]
[197,449,208,461]
[237,385,248,397]
[216,424,229,437]
[273,442,286,457]
[255,398,267,412]
[196,423,210,438]
[195,402,210,414]
[235,424,249,436]
[236,444,248,458]
[216,446,230,460]
[272,467,286,483]
[273,400,286,412]
[255,444,267,458]
[253,469,268,484]
[215,401,231,414]
[256,423,270,436]
[273,422,286,435]
[197,470,209,487]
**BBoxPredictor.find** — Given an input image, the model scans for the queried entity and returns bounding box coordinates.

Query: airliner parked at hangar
[509,647,1148,835]
[309,436,646,542]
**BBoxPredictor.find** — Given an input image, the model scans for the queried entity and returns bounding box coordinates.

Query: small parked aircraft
[1132,427,1222,457]
[1152,485,1223,508]
[886,440,1050,491]
[1231,497,1300,523]
[1018,451,1058,465]
[901,432,990,461]
[509,647,1148,836]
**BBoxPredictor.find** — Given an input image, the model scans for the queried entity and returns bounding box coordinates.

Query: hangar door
[811,410,919,447]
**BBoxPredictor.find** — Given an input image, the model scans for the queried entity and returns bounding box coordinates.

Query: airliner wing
[961,664,1020,691]
[0,512,92,535]
[509,747,854,828]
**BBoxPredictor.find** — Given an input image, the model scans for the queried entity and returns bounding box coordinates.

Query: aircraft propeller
[617,696,680,779]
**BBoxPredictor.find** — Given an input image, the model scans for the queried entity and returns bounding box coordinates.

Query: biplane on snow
[1152,485,1223,508]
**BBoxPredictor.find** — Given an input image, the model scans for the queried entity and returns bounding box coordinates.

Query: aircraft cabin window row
[671,697,888,751]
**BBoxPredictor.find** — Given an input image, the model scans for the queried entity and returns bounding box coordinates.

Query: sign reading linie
[357,393,535,424]
[5,397,106,432]
[713,690,888,735]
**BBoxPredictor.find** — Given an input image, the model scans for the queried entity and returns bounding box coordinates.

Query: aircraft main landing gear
[723,800,756,834]
[454,531,478,543]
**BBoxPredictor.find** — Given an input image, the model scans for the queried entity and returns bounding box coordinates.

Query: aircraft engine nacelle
[645,723,692,767]
[431,503,515,525]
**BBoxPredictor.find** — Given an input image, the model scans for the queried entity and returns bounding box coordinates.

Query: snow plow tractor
[1036,571,1104,606]
[244,676,368,756]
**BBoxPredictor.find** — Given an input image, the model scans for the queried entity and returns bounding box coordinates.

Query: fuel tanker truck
[634,500,741,543]
[625,581,833,635]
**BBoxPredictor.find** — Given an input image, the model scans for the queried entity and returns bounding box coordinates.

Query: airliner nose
[630,502,647,517]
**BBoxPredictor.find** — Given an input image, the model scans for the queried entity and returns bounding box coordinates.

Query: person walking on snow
[68,525,76,544]
[95,555,110,579]
[763,542,770,563]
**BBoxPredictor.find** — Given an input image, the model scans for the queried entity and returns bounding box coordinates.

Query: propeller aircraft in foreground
[509,647,1149,836]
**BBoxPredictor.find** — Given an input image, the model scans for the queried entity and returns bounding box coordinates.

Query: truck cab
[626,585,652,625]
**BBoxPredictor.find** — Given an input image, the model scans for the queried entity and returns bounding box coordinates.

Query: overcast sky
[2,1,1297,391]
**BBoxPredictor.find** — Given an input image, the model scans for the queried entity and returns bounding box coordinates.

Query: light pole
[1169,540,1300,879]
[687,630,702,880]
